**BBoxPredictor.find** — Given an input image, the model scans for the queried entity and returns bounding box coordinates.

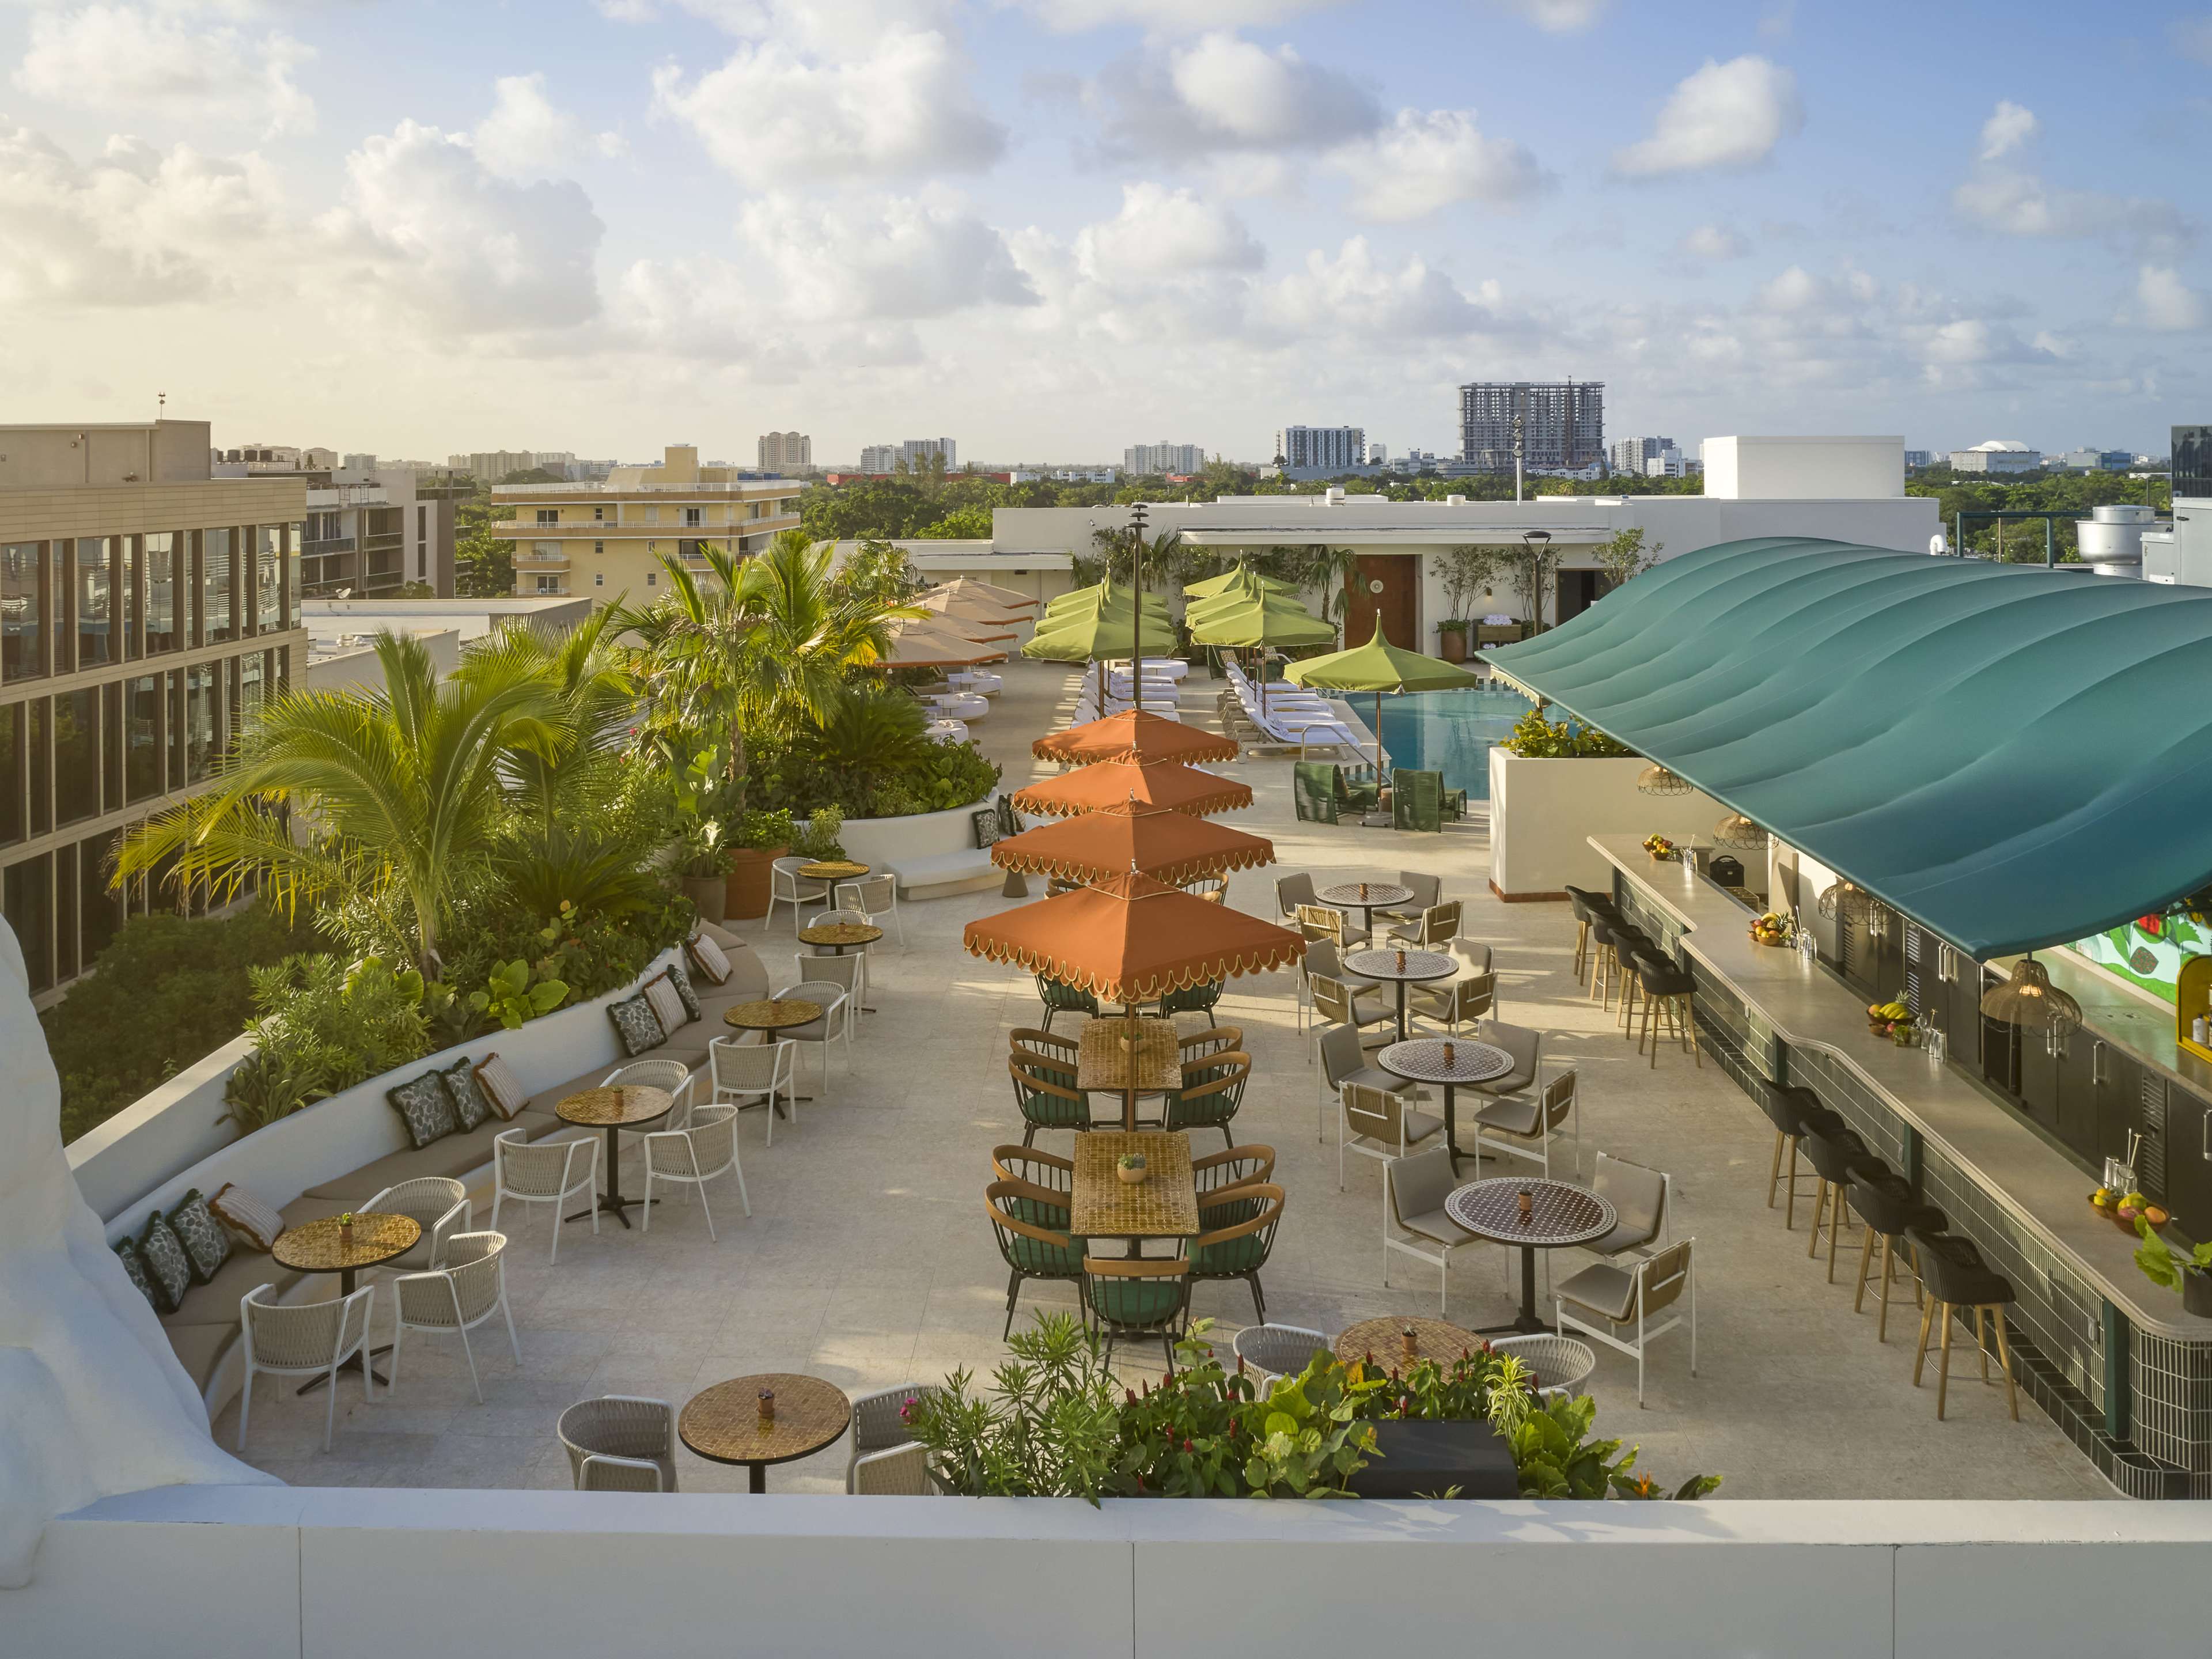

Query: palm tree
[624,529,912,810]
[115,631,563,974]
[462,605,634,837]
[1296,546,1363,635]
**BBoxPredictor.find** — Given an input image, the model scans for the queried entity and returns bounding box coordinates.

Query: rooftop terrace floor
[217,661,2116,1500]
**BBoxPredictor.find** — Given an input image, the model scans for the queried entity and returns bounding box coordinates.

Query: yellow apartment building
[492,445,804,607]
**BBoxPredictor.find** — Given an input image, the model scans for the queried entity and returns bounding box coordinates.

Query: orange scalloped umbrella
[1010,759,1252,820]
[991,801,1274,887]
[1032,709,1238,767]
[964,870,1305,1127]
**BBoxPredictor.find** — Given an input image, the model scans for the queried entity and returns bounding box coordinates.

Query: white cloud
[1093,33,1378,159]
[1978,100,2036,162]
[1335,108,1546,221]
[2135,266,2207,332]
[1257,237,1492,340]
[654,30,1005,184]
[1681,222,1747,260]
[470,74,625,181]
[1075,182,1263,282]
[13,3,315,138]
[1487,0,1609,30]
[318,120,604,334]
[1611,55,1801,177]
[733,191,1037,320]
[1013,0,1339,32]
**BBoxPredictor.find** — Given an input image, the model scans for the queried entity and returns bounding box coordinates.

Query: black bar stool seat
[1800,1126,1883,1282]
[1627,947,1700,1069]
[1906,1228,2020,1422]
[1846,1172,1946,1341]
[1752,1084,1843,1227]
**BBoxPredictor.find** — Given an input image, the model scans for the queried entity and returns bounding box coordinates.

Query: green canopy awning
[1188,596,1335,649]
[1185,566,1298,600]
[1483,536,2212,959]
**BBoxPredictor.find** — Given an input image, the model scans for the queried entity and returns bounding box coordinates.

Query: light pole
[1521,529,1551,633]
[1128,501,1147,714]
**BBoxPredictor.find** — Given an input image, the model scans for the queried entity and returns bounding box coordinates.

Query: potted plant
[725,808,794,920]
[2134,1215,2212,1317]
[676,819,730,925]
[1436,618,1469,664]
[1116,1151,1148,1185]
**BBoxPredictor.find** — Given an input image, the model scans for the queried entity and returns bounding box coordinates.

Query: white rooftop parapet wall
[0,919,273,1590]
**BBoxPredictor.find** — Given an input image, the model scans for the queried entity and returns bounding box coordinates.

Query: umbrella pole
[1125,1000,1139,1133]
[1375,689,1384,781]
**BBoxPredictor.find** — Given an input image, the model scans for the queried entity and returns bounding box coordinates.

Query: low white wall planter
[1488,750,1725,901]
[835,795,1000,872]
[68,1035,257,1224]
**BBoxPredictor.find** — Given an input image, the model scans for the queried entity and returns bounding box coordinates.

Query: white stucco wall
[1488,751,1726,899]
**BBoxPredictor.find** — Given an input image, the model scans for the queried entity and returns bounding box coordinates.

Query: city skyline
[0,2,2205,457]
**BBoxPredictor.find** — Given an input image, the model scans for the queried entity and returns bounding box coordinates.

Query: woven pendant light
[1817,879,1869,922]
[1712,812,1767,849]
[1979,955,2082,1035]
[1637,763,1695,797]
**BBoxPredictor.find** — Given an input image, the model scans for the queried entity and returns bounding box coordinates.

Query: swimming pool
[1372,685,1533,799]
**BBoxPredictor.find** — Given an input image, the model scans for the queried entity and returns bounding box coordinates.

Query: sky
[0,0,2207,465]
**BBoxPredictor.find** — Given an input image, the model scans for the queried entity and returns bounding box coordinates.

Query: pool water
[1372,685,1533,800]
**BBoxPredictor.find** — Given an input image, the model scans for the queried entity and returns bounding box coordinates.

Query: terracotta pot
[724,844,789,920]
[1437,625,1468,664]
[680,873,728,926]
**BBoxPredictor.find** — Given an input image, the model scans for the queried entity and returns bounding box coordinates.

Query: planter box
[1488,749,1724,902]
[725,845,787,919]
[840,794,1017,899]
[1345,1419,1518,1499]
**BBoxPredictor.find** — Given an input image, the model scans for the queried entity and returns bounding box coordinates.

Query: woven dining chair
[237,1282,376,1452]
[709,1035,798,1145]
[1163,1051,1251,1147]
[834,873,904,948]
[1082,1256,1193,1372]
[489,1128,600,1264]
[361,1176,470,1272]
[992,1142,1075,1195]
[1190,1181,1284,1321]
[782,979,854,1099]
[559,1395,677,1492]
[1192,1143,1275,1200]
[1230,1323,1331,1385]
[1008,1041,1094,1145]
[641,1103,749,1238]
[986,1179,1083,1339]
[388,1230,519,1404]
[847,1381,934,1492]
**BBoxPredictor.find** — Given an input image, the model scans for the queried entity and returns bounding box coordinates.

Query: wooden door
[1343,555,1416,648]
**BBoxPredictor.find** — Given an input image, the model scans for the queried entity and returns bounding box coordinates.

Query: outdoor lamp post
[1521,529,1551,633]
[1129,501,1148,714]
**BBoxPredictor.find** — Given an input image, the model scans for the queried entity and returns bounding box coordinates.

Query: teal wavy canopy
[1482,536,2212,959]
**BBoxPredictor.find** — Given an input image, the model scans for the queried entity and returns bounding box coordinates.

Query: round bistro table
[556,1085,675,1229]
[271,1212,422,1392]
[681,1372,853,1493]
[1317,881,1414,938]
[724,997,825,1106]
[1376,1038,1513,1175]
[1445,1178,1615,1336]
[1334,1316,1483,1370]
[1345,948,1455,1043]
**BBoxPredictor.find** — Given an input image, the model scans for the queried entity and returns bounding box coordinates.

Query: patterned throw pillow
[113,1239,162,1312]
[687,931,733,985]
[607,992,666,1056]
[644,975,689,1036]
[209,1183,285,1252]
[972,807,1004,850]
[137,1212,194,1314]
[440,1058,494,1132]
[473,1052,528,1121]
[166,1188,232,1285]
[663,961,703,1022]
[386,1070,460,1150]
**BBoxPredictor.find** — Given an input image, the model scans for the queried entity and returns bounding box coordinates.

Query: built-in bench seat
[888,849,1002,899]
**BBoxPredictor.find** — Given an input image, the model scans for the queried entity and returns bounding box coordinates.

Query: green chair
[1158,980,1224,1018]
[1082,1256,1192,1371]
[1334,765,1382,816]
[1442,783,1469,821]
[1009,1030,1093,1145]
[1162,1052,1250,1148]
[1035,974,1100,1031]
[1392,768,1445,832]
[1190,1182,1284,1321]
[987,1179,1084,1339]
[1292,762,1339,824]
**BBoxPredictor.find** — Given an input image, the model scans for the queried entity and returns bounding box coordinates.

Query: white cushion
[644,976,690,1035]
[687,931,733,986]
[474,1053,528,1121]
[207,1182,285,1252]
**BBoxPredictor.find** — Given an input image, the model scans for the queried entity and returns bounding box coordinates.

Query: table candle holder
[1517,1188,1533,1222]
[1359,882,1369,900]
[1400,1326,1417,1364]
[1442,1041,1456,1067]
[1395,949,1407,971]
[757,1389,776,1428]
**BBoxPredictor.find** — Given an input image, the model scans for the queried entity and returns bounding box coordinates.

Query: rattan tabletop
[1076,1016,1181,1093]
[1071,1131,1199,1238]
[272,1211,421,1275]
[1445,1179,1615,1248]
[723,997,824,1031]
[1345,948,1455,984]
[799,922,883,948]
[680,1373,853,1468]
[1319,881,1414,909]
[1377,1038,1513,1086]
[797,859,870,881]
[556,1085,676,1129]
[1334,1317,1483,1369]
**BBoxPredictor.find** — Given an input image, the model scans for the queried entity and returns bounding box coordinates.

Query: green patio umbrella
[1188,593,1336,722]
[1184,565,1298,600]
[1043,580,1171,621]
[1025,584,1175,714]
[1284,619,1484,776]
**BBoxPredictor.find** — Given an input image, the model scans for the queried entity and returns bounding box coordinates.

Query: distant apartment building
[1275,426,1366,472]
[1949,441,2042,474]
[1124,442,1205,475]
[758,431,813,474]
[2052,448,2134,473]
[216,450,454,599]
[1643,448,1700,479]
[857,438,958,475]
[446,450,539,482]
[1459,381,1605,473]
[1368,443,1388,466]
[1610,435,1675,474]
[491,444,802,606]
[1904,450,1935,469]
[215,443,337,472]
[0,419,309,998]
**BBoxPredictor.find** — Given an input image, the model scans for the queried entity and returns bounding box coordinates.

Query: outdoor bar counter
[1595,833,2212,1498]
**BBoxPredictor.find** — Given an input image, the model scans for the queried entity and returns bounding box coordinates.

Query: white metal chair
[1301,937,1382,1037]
[836,873,904,949]
[1585,1152,1672,1261]
[1317,1020,1429,1146]
[847,1382,932,1492]
[362,1175,470,1272]
[237,1282,375,1452]
[603,1056,697,1136]
[709,1034,798,1144]
[489,1127,599,1263]
[1341,1079,1442,1193]
[641,1104,749,1237]
[1384,1145,1483,1313]
[768,856,832,933]
[1377,872,1443,927]
[1388,899,1463,948]
[1408,940,1497,1033]
[1470,1066,1581,1180]
[782,979,853,1099]
[850,1443,934,1494]
[388,1229,519,1404]
[1469,1018,1542,1102]
[1555,1238,1698,1407]
[559,1395,676,1493]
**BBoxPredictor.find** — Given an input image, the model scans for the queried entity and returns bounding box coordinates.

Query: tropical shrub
[470,957,570,1031]
[1498,706,1633,759]
[226,954,435,1125]
[790,806,847,861]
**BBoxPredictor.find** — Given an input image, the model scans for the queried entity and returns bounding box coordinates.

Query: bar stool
[1906,1228,2020,1422]
[1593,922,1651,1025]
[1611,927,1657,1035]
[1846,1171,1946,1342]
[1628,948,1700,1069]
[1562,886,1618,984]
[1586,918,1626,1010]
[1753,1084,1844,1228]
[1799,1124,1881,1282]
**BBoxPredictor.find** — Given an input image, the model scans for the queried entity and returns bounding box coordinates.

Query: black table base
[1474,1244,1554,1336]
[296,1346,395,1394]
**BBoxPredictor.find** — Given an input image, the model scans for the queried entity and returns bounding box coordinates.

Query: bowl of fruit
[2090,1186,2164,1228]
[1749,912,1792,947]
[1866,1000,1919,1046]
[1642,834,1677,861]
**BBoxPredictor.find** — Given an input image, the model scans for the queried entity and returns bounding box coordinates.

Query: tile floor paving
[217,659,2118,1499]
